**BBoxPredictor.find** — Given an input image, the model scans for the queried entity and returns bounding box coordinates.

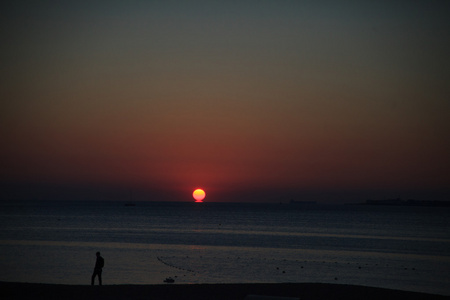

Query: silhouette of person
[91,251,104,285]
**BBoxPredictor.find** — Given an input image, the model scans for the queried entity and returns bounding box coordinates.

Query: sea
[0,200,449,296]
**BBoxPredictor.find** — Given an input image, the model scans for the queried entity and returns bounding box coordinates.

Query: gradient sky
[1,1,450,202]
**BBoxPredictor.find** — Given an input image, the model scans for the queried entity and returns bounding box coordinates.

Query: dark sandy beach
[1,282,448,300]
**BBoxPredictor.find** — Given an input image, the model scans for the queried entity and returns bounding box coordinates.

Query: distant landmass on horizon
[360,199,450,207]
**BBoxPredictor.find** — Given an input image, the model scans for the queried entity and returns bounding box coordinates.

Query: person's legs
[98,269,102,286]
[91,269,101,285]
[91,271,96,285]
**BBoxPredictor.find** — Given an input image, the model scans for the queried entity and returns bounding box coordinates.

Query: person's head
[96,252,100,257]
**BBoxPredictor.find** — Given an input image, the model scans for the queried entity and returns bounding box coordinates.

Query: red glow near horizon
[193,188,206,202]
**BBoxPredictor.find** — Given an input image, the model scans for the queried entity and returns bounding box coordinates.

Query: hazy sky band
[1,1,449,201]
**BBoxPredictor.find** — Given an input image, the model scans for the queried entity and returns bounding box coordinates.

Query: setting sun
[193,189,206,202]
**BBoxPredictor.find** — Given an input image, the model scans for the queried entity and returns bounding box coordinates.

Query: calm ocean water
[0,200,449,295]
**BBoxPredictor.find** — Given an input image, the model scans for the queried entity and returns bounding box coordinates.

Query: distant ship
[289,200,317,208]
[124,190,136,206]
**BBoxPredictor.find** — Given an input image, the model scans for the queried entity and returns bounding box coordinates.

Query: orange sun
[193,188,206,202]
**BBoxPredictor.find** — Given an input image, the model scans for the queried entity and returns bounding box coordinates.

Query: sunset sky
[1,1,449,202]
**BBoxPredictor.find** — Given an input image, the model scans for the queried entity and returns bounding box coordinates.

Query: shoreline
[1,282,448,300]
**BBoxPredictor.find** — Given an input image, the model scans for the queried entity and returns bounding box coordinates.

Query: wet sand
[1,282,448,300]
